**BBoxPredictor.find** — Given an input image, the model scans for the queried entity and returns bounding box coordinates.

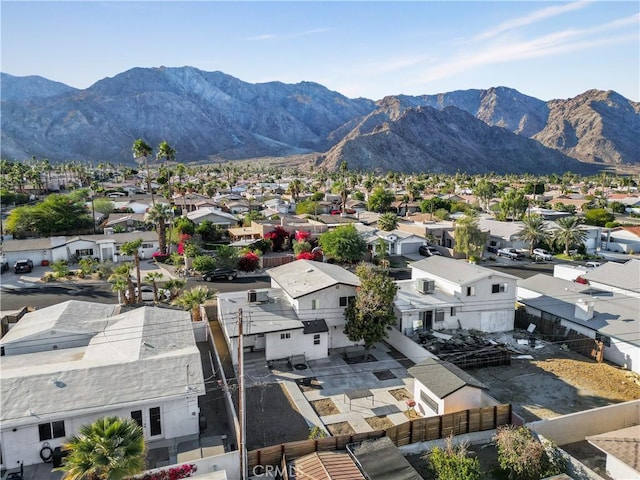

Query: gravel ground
[469,336,640,422]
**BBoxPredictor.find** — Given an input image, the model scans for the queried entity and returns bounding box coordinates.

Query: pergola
[344,388,374,410]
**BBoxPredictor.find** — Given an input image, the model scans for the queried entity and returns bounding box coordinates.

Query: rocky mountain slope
[1,66,637,172]
[318,104,596,175]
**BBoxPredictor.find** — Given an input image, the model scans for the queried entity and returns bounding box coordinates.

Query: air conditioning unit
[416,279,435,294]
[248,290,269,303]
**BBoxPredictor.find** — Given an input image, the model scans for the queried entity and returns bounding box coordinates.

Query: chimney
[574,298,595,321]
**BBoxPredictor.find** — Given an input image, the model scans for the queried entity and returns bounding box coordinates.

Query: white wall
[385,328,435,364]
[528,400,640,446]
[300,331,328,360]
[265,329,305,361]
[442,386,486,414]
[1,397,200,467]
[604,337,640,374]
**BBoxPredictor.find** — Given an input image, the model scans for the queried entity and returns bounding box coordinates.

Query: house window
[313,334,321,345]
[142,243,153,249]
[280,332,291,340]
[450,307,456,316]
[466,286,476,297]
[149,407,161,436]
[420,390,439,414]
[311,299,319,310]
[339,296,356,307]
[131,410,143,427]
[492,283,507,294]
[435,310,445,323]
[38,421,66,441]
[75,248,94,257]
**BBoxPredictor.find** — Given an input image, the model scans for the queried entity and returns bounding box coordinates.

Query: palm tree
[144,272,164,303]
[145,203,173,255]
[163,278,186,300]
[554,216,587,256]
[156,141,176,199]
[517,214,551,255]
[55,416,145,480]
[172,286,215,322]
[120,239,143,302]
[287,178,304,202]
[132,139,154,204]
[109,263,134,305]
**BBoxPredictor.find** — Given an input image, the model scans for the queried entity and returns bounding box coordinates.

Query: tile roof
[587,425,640,473]
[291,451,365,480]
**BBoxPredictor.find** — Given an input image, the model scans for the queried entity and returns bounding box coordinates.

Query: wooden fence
[260,254,294,269]
[515,309,602,361]
[247,404,511,470]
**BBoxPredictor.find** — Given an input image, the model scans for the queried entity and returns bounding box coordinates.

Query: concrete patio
[240,343,419,435]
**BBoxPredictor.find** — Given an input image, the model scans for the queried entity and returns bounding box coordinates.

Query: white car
[532,248,553,261]
[125,285,170,302]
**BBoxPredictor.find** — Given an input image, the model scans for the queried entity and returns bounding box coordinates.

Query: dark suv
[202,267,238,282]
[14,259,34,273]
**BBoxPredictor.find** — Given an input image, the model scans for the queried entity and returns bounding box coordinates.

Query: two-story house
[395,257,518,334]
[0,301,205,469]
[217,260,361,365]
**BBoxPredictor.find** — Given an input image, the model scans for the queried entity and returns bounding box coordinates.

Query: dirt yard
[470,347,640,422]
[310,398,340,416]
[365,415,395,430]
[327,421,356,436]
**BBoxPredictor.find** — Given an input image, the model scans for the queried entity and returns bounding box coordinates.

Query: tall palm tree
[145,203,173,255]
[517,214,551,255]
[287,178,303,202]
[554,216,587,256]
[55,416,145,480]
[156,141,176,199]
[172,286,215,322]
[132,139,154,204]
[144,272,164,303]
[109,263,134,305]
[120,239,143,302]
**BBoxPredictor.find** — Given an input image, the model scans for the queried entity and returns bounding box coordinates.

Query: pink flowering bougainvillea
[238,251,260,272]
[131,463,197,480]
[295,230,311,242]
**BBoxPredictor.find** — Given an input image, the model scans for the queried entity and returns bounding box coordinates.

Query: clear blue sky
[2,1,638,101]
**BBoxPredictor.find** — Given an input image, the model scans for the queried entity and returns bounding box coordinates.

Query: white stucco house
[217,260,361,365]
[396,257,518,335]
[408,358,494,416]
[186,207,240,228]
[1,231,159,266]
[0,301,205,468]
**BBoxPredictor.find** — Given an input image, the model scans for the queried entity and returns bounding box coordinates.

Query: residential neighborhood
[1,162,640,480]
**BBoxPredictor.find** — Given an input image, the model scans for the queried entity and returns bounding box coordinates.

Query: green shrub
[428,437,481,480]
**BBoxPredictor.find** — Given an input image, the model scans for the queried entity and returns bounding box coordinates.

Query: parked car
[585,261,602,268]
[419,245,442,257]
[202,268,238,282]
[532,248,553,261]
[14,259,34,273]
[497,248,524,260]
[125,285,170,302]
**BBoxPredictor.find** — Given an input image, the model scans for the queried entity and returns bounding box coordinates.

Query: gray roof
[582,259,640,293]
[518,274,640,347]
[0,301,118,346]
[268,260,360,299]
[302,319,328,334]
[408,358,487,398]
[394,279,462,312]
[1,306,204,427]
[410,256,519,286]
[351,437,422,480]
[217,288,304,338]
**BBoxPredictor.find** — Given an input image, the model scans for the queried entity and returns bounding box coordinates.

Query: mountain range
[1,66,638,174]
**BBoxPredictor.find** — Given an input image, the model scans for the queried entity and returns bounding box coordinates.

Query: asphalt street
[0,276,271,311]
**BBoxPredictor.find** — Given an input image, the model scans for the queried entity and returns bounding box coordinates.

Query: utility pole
[237,309,246,480]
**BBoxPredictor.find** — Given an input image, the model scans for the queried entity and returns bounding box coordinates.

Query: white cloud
[246,27,331,42]
[419,13,639,84]
[475,0,592,41]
